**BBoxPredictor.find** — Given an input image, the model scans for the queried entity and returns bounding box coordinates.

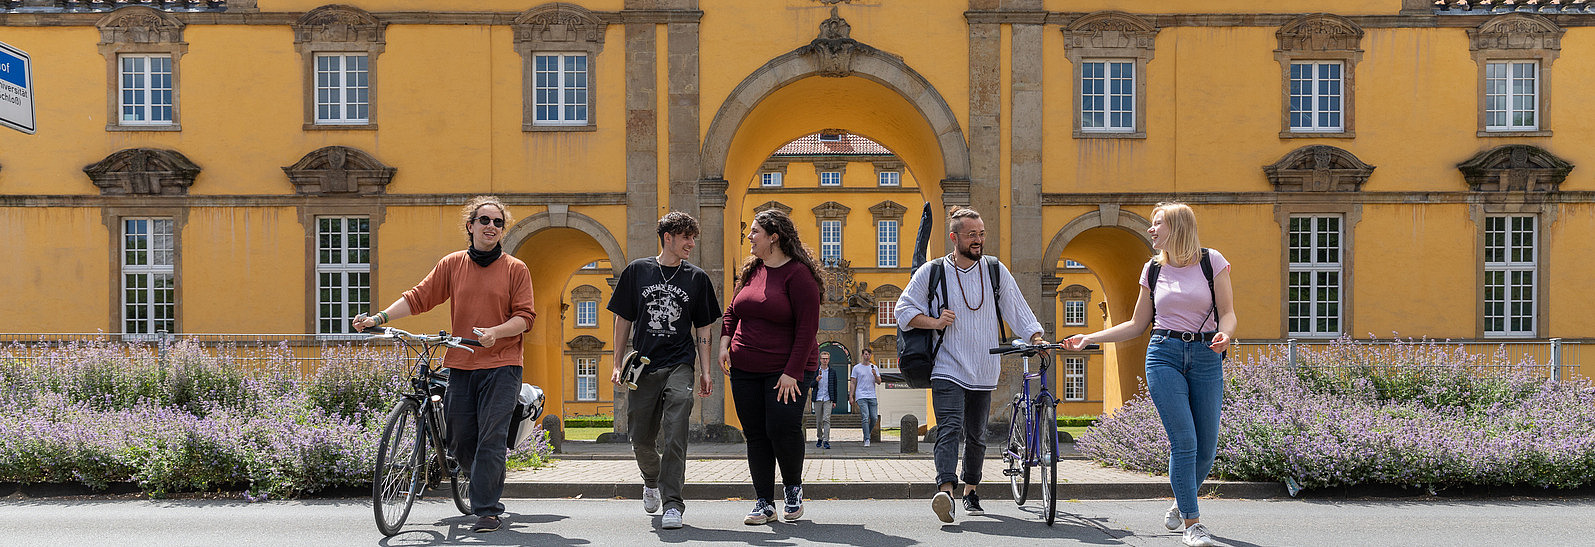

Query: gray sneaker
[661,508,683,529]
[643,486,662,514]
[931,491,955,523]
[1165,503,1182,530]
[1182,522,1216,547]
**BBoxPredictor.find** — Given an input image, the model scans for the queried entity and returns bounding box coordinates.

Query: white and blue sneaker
[744,499,776,525]
[782,485,804,521]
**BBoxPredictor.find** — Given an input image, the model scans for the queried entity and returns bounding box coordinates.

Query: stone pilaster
[617,20,659,436]
[967,21,1001,251]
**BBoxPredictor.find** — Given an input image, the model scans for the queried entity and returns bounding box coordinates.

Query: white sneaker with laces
[643,486,661,514]
[1182,522,1216,547]
[661,508,683,529]
[1164,503,1181,530]
[931,491,955,523]
[863,438,871,447]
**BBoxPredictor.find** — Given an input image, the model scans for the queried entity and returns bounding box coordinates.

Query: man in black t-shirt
[607,212,722,530]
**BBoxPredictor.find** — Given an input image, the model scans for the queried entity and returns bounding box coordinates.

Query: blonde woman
[1063,202,1236,547]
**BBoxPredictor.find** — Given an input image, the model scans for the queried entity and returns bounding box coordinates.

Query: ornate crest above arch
[798,7,876,77]
[282,146,396,195]
[84,148,201,196]
[1264,146,1375,192]
[1457,145,1572,193]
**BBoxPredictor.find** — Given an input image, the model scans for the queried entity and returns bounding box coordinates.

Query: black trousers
[729,368,813,502]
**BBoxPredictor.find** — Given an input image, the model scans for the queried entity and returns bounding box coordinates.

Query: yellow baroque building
[4,0,1594,431]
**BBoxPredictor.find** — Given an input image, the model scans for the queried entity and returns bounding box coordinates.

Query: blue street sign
[0,40,34,134]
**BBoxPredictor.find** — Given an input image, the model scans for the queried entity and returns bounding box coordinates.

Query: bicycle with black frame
[991,338,1082,526]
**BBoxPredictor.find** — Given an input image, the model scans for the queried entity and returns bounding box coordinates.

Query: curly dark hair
[657,211,701,244]
[735,209,825,292]
[461,195,511,245]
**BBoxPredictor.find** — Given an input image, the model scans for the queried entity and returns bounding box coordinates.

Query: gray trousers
[628,363,695,513]
[931,379,992,488]
[446,365,522,517]
[813,400,834,443]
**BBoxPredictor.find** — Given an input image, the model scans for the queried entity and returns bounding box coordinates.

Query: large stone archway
[1042,207,1155,410]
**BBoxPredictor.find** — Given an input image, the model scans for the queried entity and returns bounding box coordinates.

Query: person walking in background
[895,207,1047,524]
[607,212,722,530]
[720,209,823,525]
[351,196,535,534]
[849,348,882,447]
[1063,202,1236,547]
[812,352,837,449]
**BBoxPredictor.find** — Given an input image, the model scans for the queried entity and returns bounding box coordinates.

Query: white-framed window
[316,217,371,335]
[878,356,898,370]
[877,299,896,327]
[878,171,900,187]
[123,217,175,336]
[533,53,588,126]
[1485,61,1538,132]
[314,54,370,125]
[1289,61,1342,132]
[1064,300,1087,327]
[119,54,173,125]
[575,357,599,401]
[820,171,842,187]
[582,261,599,269]
[1080,60,1135,132]
[1064,259,1086,269]
[761,172,783,187]
[877,220,898,268]
[1288,216,1342,337]
[1484,216,1536,336]
[575,300,598,327]
[1063,357,1086,402]
[820,220,842,264]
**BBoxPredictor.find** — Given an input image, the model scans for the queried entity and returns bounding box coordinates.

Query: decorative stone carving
[1062,11,1158,51]
[84,148,201,196]
[819,258,856,303]
[571,284,602,301]
[799,7,876,77]
[1060,284,1093,301]
[872,283,903,301]
[1264,146,1375,192]
[293,4,385,46]
[870,334,897,355]
[566,334,606,352]
[1457,145,1572,193]
[514,2,607,52]
[1468,13,1563,52]
[754,201,792,216]
[97,6,185,45]
[1277,13,1364,53]
[869,200,906,222]
[812,201,852,222]
[282,146,396,195]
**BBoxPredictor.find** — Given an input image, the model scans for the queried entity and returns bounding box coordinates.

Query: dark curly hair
[736,209,825,292]
[657,211,701,244]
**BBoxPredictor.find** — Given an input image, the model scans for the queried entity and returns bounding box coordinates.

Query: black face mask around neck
[467,243,503,267]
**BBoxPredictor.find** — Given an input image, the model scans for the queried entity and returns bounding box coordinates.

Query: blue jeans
[853,397,877,441]
[1145,333,1225,520]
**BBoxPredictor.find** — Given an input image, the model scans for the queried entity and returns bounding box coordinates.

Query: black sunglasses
[473,216,505,228]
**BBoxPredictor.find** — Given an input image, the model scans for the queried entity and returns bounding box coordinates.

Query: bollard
[542,414,563,454]
[900,414,918,453]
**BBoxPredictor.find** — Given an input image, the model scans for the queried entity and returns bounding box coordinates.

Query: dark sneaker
[816,440,823,448]
[932,491,955,523]
[472,515,502,533]
[744,499,776,525]
[782,485,804,521]
[823,442,831,449]
[962,491,985,516]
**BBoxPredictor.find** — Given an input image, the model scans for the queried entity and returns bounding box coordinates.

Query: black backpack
[898,256,1007,388]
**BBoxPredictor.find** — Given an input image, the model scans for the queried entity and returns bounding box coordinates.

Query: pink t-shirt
[1140,249,1230,333]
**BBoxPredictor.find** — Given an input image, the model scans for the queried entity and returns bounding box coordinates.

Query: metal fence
[1229,338,1588,382]
[0,332,402,378]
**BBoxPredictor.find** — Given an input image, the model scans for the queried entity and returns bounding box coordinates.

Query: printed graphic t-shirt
[607,257,722,371]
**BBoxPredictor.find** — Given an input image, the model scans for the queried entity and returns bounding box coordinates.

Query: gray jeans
[446,365,522,517]
[931,379,992,488]
[813,400,834,443]
[628,363,696,513]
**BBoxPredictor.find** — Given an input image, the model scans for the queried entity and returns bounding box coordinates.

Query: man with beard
[607,212,722,530]
[353,196,536,534]
[895,207,1046,524]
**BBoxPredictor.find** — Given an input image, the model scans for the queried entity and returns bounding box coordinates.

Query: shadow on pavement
[378,513,587,547]
[938,510,1126,544]
[650,520,917,547]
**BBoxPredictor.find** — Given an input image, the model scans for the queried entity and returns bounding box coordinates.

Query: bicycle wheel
[1005,402,1030,505]
[432,401,472,516]
[373,398,424,537]
[450,459,471,516]
[1038,395,1059,526]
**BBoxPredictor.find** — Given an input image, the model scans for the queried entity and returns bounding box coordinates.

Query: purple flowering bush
[1078,338,1595,490]
[0,340,553,497]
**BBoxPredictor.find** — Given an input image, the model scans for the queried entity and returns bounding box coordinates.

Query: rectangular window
[877,299,896,327]
[576,300,598,327]
[316,217,371,335]
[119,55,173,125]
[123,217,175,336]
[1064,300,1087,327]
[1064,357,1086,402]
[820,220,842,264]
[878,356,898,370]
[820,171,842,187]
[1287,216,1342,337]
[1064,259,1086,269]
[1485,61,1538,131]
[1289,62,1342,132]
[878,171,900,187]
[576,357,598,401]
[315,54,370,124]
[877,220,898,268]
[761,172,783,187]
[534,53,589,125]
[1484,216,1536,336]
[1080,60,1135,132]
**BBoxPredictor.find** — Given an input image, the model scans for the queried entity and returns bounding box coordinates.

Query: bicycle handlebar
[988,339,1099,354]
[358,324,480,352]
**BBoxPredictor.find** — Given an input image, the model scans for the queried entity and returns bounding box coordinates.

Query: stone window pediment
[571,284,602,301]
[282,146,395,195]
[812,201,852,222]
[293,5,386,46]
[1457,145,1571,193]
[1277,14,1364,53]
[754,201,793,216]
[1469,13,1563,53]
[84,148,200,196]
[98,7,185,45]
[514,3,606,132]
[566,334,606,352]
[1264,146,1375,192]
[1059,284,1093,301]
[872,283,903,301]
[870,334,897,355]
[869,200,906,222]
[1062,11,1157,52]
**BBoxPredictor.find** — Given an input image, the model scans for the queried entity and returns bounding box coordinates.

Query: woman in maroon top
[719,209,823,525]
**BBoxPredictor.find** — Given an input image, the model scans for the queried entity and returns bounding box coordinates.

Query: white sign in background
[0,40,36,135]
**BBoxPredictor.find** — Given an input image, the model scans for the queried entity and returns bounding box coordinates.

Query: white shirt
[851,363,879,399]
[895,255,1044,391]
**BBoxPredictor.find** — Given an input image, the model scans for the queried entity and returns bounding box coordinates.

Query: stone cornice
[0,192,628,207]
[1040,192,1595,206]
[0,9,705,27]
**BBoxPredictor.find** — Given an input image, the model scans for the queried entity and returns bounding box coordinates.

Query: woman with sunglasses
[352,195,537,534]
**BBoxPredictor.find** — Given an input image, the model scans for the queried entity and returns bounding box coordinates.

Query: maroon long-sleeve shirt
[721,260,822,379]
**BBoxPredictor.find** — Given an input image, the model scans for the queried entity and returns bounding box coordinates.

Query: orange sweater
[402,250,537,370]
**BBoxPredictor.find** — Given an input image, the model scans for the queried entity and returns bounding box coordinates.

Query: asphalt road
[4,497,1594,546]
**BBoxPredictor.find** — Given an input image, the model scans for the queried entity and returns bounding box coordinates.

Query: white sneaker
[863,438,871,447]
[643,486,661,514]
[1182,522,1216,547]
[1164,503,1181,530]
[931,491,955,523]
[661,508,683,529]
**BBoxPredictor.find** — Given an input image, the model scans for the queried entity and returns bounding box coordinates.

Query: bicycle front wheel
[432,403,472,516]
[1038,395,1059,526]
[1006,402,1030,505]
[373,398,425,536]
